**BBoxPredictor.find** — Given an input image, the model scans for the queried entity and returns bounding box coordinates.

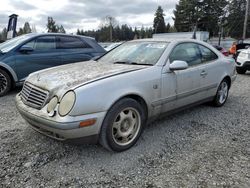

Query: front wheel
[0,69,11,97]
[212,79,229,107]
[99,98,146,152]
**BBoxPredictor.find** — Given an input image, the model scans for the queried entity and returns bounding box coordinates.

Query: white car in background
[236,48,250,74]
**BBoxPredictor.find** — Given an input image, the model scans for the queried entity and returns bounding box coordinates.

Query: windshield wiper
[113,61,153,66]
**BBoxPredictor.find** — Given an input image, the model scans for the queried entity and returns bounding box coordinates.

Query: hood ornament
[37,73,41,81]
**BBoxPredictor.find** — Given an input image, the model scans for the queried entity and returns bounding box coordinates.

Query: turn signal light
[79,119,96,128]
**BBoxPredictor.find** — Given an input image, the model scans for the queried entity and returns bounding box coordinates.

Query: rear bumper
[16,94,106,144]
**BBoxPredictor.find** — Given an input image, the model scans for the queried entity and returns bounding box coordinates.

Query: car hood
[26,60,148,97]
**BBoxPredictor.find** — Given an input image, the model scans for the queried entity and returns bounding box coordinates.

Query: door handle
[200,70,207,77]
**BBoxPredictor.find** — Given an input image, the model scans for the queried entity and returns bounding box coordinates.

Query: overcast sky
[0,0,178,33]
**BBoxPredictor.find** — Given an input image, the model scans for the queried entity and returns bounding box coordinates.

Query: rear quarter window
[57,36,92,49]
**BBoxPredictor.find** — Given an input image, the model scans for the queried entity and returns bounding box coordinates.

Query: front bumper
[16,94,106,144]
[236,57,250,70]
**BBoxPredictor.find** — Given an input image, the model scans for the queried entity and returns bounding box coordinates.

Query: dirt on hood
[26,60,147,97]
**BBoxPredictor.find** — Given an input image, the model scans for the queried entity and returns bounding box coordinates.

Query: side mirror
[19,46,34,53]
[169,60,188,71]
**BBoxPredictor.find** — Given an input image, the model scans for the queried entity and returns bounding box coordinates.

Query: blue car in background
[0,33,105,96]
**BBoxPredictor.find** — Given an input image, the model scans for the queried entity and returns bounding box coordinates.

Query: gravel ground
[0,74,249,188]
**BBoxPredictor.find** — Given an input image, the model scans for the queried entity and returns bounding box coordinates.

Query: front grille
[21,82,49,109]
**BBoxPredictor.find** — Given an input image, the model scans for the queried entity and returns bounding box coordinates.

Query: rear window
[57,36,92,49]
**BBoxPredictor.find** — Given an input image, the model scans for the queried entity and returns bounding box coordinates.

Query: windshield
[0,34,33,53]
[99,41,168,65]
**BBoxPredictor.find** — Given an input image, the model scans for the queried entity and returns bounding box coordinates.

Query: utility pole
[243,0,250,39]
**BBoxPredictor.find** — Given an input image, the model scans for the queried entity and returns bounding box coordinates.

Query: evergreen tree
[47,17,59,33]
[166,23,171,33]
[153,6,166,33]
[58,25,66,33]
[23,22,32,34]
[226,0,249,38]
[140,26,146,39]
[17,28,24,36]
[0,28,7,41]
[173,0,227,37]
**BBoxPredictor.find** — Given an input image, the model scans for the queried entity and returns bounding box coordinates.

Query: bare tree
[100,16,118,42]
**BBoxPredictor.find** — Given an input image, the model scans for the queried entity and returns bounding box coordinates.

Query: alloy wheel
[112,107,141,146]
[0,72,8,94]
[218,81,228,104]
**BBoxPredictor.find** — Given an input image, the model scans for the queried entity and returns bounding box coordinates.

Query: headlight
[47,96,58,113]
[58,91,76,116]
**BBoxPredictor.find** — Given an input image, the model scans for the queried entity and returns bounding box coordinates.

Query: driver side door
[167,43,204,109]
[15,35,61,82]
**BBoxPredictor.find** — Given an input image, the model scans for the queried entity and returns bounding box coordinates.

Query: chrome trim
[152,83,218,107]
[20,82,49,109]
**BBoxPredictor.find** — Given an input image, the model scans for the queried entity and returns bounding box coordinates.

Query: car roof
[22,33,94,40]
[130,38,206,44]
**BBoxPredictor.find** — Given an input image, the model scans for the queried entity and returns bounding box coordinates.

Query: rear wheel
[0,69,11,97]
[212,79,229,107]
[99,98,146,152]
[236,67,246,74]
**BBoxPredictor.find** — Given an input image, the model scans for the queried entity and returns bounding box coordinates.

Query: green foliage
[226,0,249,38]
[23,22,32,34]
[58,25,66,33]
[77,25,153,42]
[173,0,227,37]
[153,6,166,33]
[46,17,66,34]
[166,23,171,33]
[0,28,7,42]
[17,22,32,36]
[47,17,59,33]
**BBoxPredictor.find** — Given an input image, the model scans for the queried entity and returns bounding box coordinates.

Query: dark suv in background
[0,33,105,96]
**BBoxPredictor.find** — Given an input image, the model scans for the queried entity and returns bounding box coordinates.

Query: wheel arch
[223,75,232,89]
[109,94,149,119]
[0,64,17,88]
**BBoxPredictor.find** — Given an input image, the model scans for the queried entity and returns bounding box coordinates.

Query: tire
[99,98,146,152]
[212,79,229,107]
[0,69,11,97]
[236,67,246,74]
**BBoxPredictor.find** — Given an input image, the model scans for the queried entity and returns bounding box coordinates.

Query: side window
[57,36,92,49]
[22,36,56,51]
[23,40,35,49]
[169,43,202,66]
[198,45,218,63]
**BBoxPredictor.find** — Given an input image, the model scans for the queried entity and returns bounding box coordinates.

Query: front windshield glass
[99,41,169,65]
[0,34,33,53]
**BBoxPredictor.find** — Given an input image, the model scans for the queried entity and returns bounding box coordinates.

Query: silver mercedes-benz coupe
[16,38,237,151]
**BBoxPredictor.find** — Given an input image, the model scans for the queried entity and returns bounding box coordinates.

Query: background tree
[153,6,166,33]
[173,0,227,37]
[100,16,118,41]
[47,17,59,33]
[166,23,171,33]
[58,25,66,33]
[0,28,7,42]
[23,22,32,34]
[226,0,249,38]
[17,28,24,36]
